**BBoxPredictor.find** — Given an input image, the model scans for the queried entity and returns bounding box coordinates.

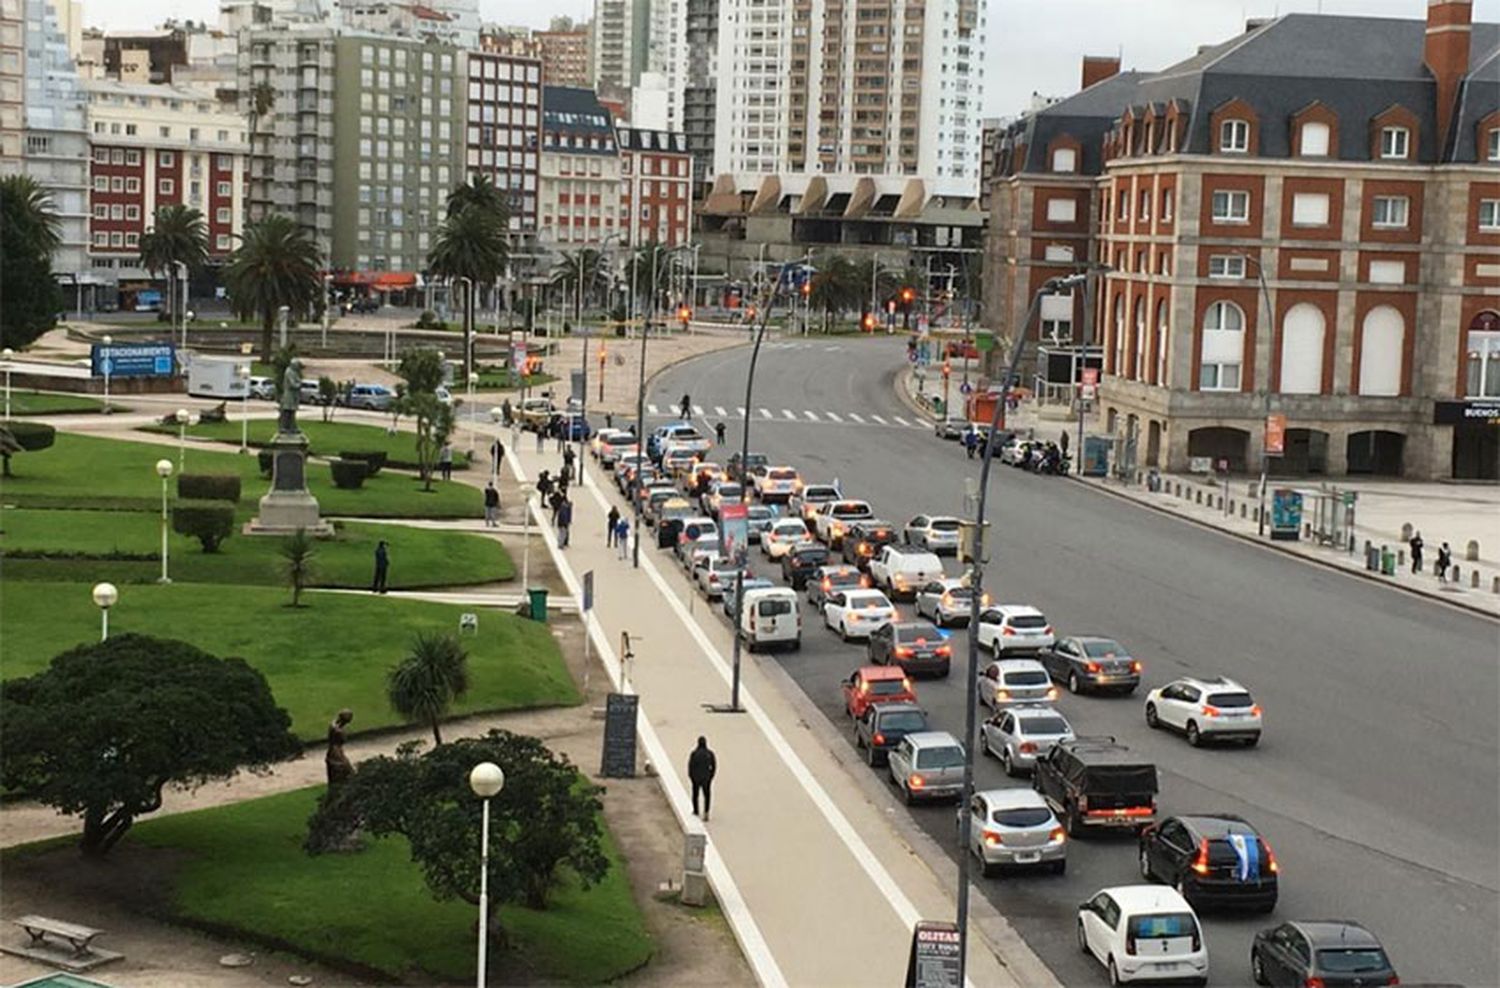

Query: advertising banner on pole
[718,501,749,564]
[1265,414,1287,456]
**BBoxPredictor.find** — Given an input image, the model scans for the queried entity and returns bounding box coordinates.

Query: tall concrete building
[1,0,23,173]
[591,0,649,91]
[682,0,717,195]
[464,47,543,232]
[535,28,591,88]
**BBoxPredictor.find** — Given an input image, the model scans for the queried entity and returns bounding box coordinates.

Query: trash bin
[932,396,945,416]
[1380,549,1395,576]
[527,587,549,622]
[1366,545,1380,572]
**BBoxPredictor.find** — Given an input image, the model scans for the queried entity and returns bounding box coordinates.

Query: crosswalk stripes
[893,416,911,427]
[715,406,727,416]
[782,409,798,420]
[825,411,841,423]
[869,414,887,425]
[760,408,773,419]
[737,407,747,418]
[647,403,659,415]
[803,410,818,421]
[847,412,864,423]
[693,405,705,415]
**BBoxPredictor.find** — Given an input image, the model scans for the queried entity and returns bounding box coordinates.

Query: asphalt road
[642,333,1500,988]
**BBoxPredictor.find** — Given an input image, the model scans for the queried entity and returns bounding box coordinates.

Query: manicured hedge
[178,473,242,502]
[329,458,369,490]
[172,500,236,552]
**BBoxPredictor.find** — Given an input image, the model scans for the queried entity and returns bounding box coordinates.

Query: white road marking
[760,408,773,419]
[870,414,888,425]
[825,411,841,423]
[647,404,660,415]
[693,405,705,415]
[803,410,819,422]
[737,406,747,417]
[893,416,911,427]
[847,412,864,424]
[715,406,727,416]
[782,409,797,420]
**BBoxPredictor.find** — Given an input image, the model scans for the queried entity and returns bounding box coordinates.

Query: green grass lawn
[1,509,513,587]
[6,390,109,415]
[0,582,578,740]
[139,418,473,469]
[4,433,481,517]
[127,786,652,983]
[475,371,558,391]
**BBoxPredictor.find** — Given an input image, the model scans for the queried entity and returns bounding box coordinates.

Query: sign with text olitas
[91,342,176,378]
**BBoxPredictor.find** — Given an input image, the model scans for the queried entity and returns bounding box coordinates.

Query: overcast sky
[80,0,1500,115]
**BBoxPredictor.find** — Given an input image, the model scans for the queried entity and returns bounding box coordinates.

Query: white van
[739,587,801,652]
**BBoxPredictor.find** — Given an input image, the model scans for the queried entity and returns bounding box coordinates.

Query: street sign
[90,342,176,378]
[905,920,963,988]
[1265,414,1287,456]
[973,332,995,353]
[582,570,594,612]
[959,382,973,395]
[600,692,639,778]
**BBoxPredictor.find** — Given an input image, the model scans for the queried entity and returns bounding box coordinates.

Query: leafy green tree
[445,174,509,220]
[395,347,454,490]
[551,247,607,324]
[280,527,317,606]
[0,634,299,855]
[0,175,65,349]
[223,214,323,362]
[428,195,508,378]
[387,632,469,745]
[809,253,862,331]
[138,203,209,320]
[305,730,609,938]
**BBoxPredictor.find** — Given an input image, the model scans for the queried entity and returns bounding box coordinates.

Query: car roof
[994,604,1044,617]
[988,658,1048,673]
[1058,737,1147,765]
[1099,885,1194,913]
[743,585,793,598]
[1172,676,1250,693]
[1291,921,1382,949]
[1176,814,1259,839]
[905,730,961,748]
[856,665,907,680]
[817,564,861,574]
[873,701,924,717]
[977,788,1049,810]
[845,589,891,601]
[772,518,808,528]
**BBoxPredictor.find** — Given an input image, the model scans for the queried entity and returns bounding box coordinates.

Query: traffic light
[862,312,877,332]
[900,286,916,306]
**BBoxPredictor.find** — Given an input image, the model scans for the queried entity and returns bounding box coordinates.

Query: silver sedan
[980,705,1075,776]
[913,579,990,627]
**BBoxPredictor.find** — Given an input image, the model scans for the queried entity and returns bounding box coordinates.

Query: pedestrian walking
[605,412,614,430]
[536,470,553,502]
[715,421,727,445]
[615,517,630,559]
[1409,531,1424,574]
[371,540,389,594]
[438,442,454,481]
[534,422,544,452]
[1059,430,1070,456]
[549,489,564,526]
[555,417,567,453]
[1436,542,1452,583]
[490,437,505,473]
[963,428,978,460]
[560,461,574,489]
[688,736,717,821]
[501,398,513,425]
[557,498,573,548]
[563,444,576,472]
[483,482,501,527]
[607,505,621,546]
[680,393,692,420]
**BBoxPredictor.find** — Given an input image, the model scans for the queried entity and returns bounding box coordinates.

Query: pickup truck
[812,499,874,548]
[868,545,946,600]
[1032,736,1158,837]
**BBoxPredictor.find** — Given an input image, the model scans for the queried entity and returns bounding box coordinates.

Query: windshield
[774,521,807,535]
[748,507,773,520]
[1019,716,1070,734]
[1082,639,1126,657]
[1316,949,1391,974]
[717,484,743,497]
[869,680,908,696]
[606,434,635,446]
[795,549,829,564]
[915,746,965,769]
[931,519,961,531]
[1008,615,1048,630]
[829,571,864,587]
[849,594,889,608]
[804,487,838,500]
[1003,670,1049,686]
[1207,691,1254,708]
[879,710,928,732]
[1130,914,1198,939]
[993,807,1053,828]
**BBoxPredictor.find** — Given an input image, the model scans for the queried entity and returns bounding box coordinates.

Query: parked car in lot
[781,541,831,589]
[1033,737,1158,836]
[247,375,276,400]
[1040,636,1142,695]
[981,704,1075,776]
[1138,814,1279,913]
[977,658,1059,708]
[914,578,990,627]
[841,519,899,569]
[887,730,965,804]
[868,544,946,600]
[1145,676,1262,747]
[1077,886,1209,986]
[790,483,841,522]
[841,664,917,719]
[903,515,962,554]
[822,588,897,641]
[806,564,869,610]
[722,576,774,617]
[754,465,801,503]
[962,788,1067,876]
[813,499,874,548]
[973,604,1055,655]
[762,517,811,559]
[866,621,952,677]
[738,586,801,652]
[1250,920,1396,988]
[853,702,929,766]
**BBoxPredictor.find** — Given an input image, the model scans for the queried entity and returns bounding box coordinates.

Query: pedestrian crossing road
[641,403,933,429]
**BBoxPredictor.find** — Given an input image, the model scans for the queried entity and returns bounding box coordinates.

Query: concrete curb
[1074,476,1500,622]
[894,366,941,423]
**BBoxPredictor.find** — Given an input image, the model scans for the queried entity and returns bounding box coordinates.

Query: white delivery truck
[186,355,249,400]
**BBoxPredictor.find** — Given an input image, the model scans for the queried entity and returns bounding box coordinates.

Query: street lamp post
[101,335,113,414]
[155,458,174,584]
[238,363,251,453]
[2,347,13,418]
[468,761,506,988]
[175,408,191,472]
[955,273,1087,985]
[518,482,534,588]
[322,273,333,349]
[175,261,189,350]
[1232,251,1277,536]
[467,371,479,456]
[92,582,118,641]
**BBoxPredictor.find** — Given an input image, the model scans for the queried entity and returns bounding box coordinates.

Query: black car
[807,564,868,609]
[781,542,830,589]
[726,451,769,483]
[1038,636,1141,695]
[1252,921,1397,987]
[1138,814,1279,912]
[853,702,930,766]
[841,519,899,570]
[867,621,952,677]
[1032,736,1157,836]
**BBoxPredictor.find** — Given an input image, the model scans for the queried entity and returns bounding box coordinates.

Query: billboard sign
[91,342,176,378]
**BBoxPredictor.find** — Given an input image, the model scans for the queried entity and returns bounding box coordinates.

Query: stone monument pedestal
[246,430,333,536]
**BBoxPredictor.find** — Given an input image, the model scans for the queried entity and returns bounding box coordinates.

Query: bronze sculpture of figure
[325,708,353,787]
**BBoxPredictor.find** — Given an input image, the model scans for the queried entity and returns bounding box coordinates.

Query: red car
[946,340,979,360]
[842,665,918,719]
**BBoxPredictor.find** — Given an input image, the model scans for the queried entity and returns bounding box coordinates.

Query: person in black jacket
[688,736,717,821]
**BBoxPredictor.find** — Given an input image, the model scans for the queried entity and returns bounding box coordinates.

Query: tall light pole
[175,261,189,350]
[101,335,113,414]
[238,363,251,453]
[1,346,12,418]
[468,761,506,988]
[155,458,174,584]
[321,273,333,349]
[488,407,504,482]
[467,371,479,456]
[955,273,1087,986]
[92,582,118,641]
[518,481,534,588]
[175,408,191,472]
[1232,250,1277,536]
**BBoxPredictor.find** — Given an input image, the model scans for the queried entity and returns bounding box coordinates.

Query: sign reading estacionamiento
[90,342,176,378]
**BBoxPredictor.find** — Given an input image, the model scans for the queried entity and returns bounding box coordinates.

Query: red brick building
[616,125,692,247]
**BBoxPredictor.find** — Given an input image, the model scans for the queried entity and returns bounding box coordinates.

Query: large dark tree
[0,634,300,855]
[305,730,609,942]
[222,214,323,361]
[429,177,510,377]
[0,175,65,349]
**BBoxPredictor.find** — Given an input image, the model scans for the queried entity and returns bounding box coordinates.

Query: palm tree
[0,175,64,349]
[551,247,607,325]
[808,254,862,331]
[387,632,470,745]
[223,214,323,361]
[138,204,209,321]
[427,186,509,377]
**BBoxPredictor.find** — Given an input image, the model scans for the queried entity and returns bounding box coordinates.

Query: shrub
[257,449,274,477]
[178,473,242,502]
[337,450,387,476]
[172,500,236,553]
[329,458,369,489]
[6,420,56,452]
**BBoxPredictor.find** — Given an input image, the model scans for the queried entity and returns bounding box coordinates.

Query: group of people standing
[1407,532,1455,583]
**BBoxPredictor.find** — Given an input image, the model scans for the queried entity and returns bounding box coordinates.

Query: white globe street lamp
[155,458,174,584]
[92,582,118,641]
[469,761,505,988]
[175,407,192,472]
[237,363,252,453]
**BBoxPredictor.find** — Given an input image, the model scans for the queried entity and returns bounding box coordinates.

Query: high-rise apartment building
[464,48,543,232]
[682,0,717,196]
[538,86,621,248]
[0,0,23,173]
[591,0,649,91]
[535,29,591,88]
[644,0,687,132]
[617,125,692,246]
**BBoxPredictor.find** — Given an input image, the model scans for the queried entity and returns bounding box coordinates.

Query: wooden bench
[13,914,104,958]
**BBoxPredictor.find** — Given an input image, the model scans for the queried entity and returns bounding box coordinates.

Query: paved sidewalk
[506,437,1049,988]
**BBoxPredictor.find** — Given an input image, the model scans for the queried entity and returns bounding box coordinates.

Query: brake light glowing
[1087,806,1154,818]
[1304,978,1325,988]
[859,681,870,694]
[1201,705,1221,718]
[908,774,925,790]
[894,647,914,659]
[940,593,953,607]
[1085,661,1101,673]
[860,575,871,588]
[982,830,1002,846]
[996,689,1011,700]
[1250,704,1263,716]
[1264,841,1279,874]
[903,678,913,692]
[1131,660,1143,673]
[1048,827,1066,843]
[1043,625,1054,635]
[936,646,951,657]
[1191,838,1211,875]
[1001,627,1015,636]
[1018,742,1037,754]
[1046,687,1059,700]
[872,732,885,745]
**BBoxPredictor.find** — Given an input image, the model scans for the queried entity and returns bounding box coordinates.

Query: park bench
[13,914,105,958]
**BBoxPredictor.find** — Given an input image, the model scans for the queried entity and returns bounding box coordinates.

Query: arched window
[1112,294,1126,373]
[1279,303,1326,394]
[1199,301,1244,391]
[1299,121,1331,157]
[1133,297,1147,381]
[1155,299,1169,386]
[1359,306,1405,396]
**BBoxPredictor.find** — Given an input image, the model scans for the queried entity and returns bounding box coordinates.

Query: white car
[904,515,963,554]
[247,375,276,400]
[977,658,1058,709]
[981,704,1075,776]
[1144,676,1263,747]
[693,555,745,600]
[591,427,630,458]
[1077,886,1209,986]
[762,517,811,558]
[962,788,1067,876]
[914,578,990,627]
[681,535,720,574]
[822,588,897,641]
[599,436,638,466]
[1000,437,1033,465]
[974,604,1055,655]
[435,385,454,406]
[812,499,874,547]
[867,544,945,600]
[791,483,841,522]
[754,465,802,503]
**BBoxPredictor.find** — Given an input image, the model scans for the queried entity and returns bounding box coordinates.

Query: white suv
[867,545,945,600]
[1144,676,1263,747]
[813,499,873,548]
[754,465,801,503]
[974,604,1055,655]
[1077,885,1208,986]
